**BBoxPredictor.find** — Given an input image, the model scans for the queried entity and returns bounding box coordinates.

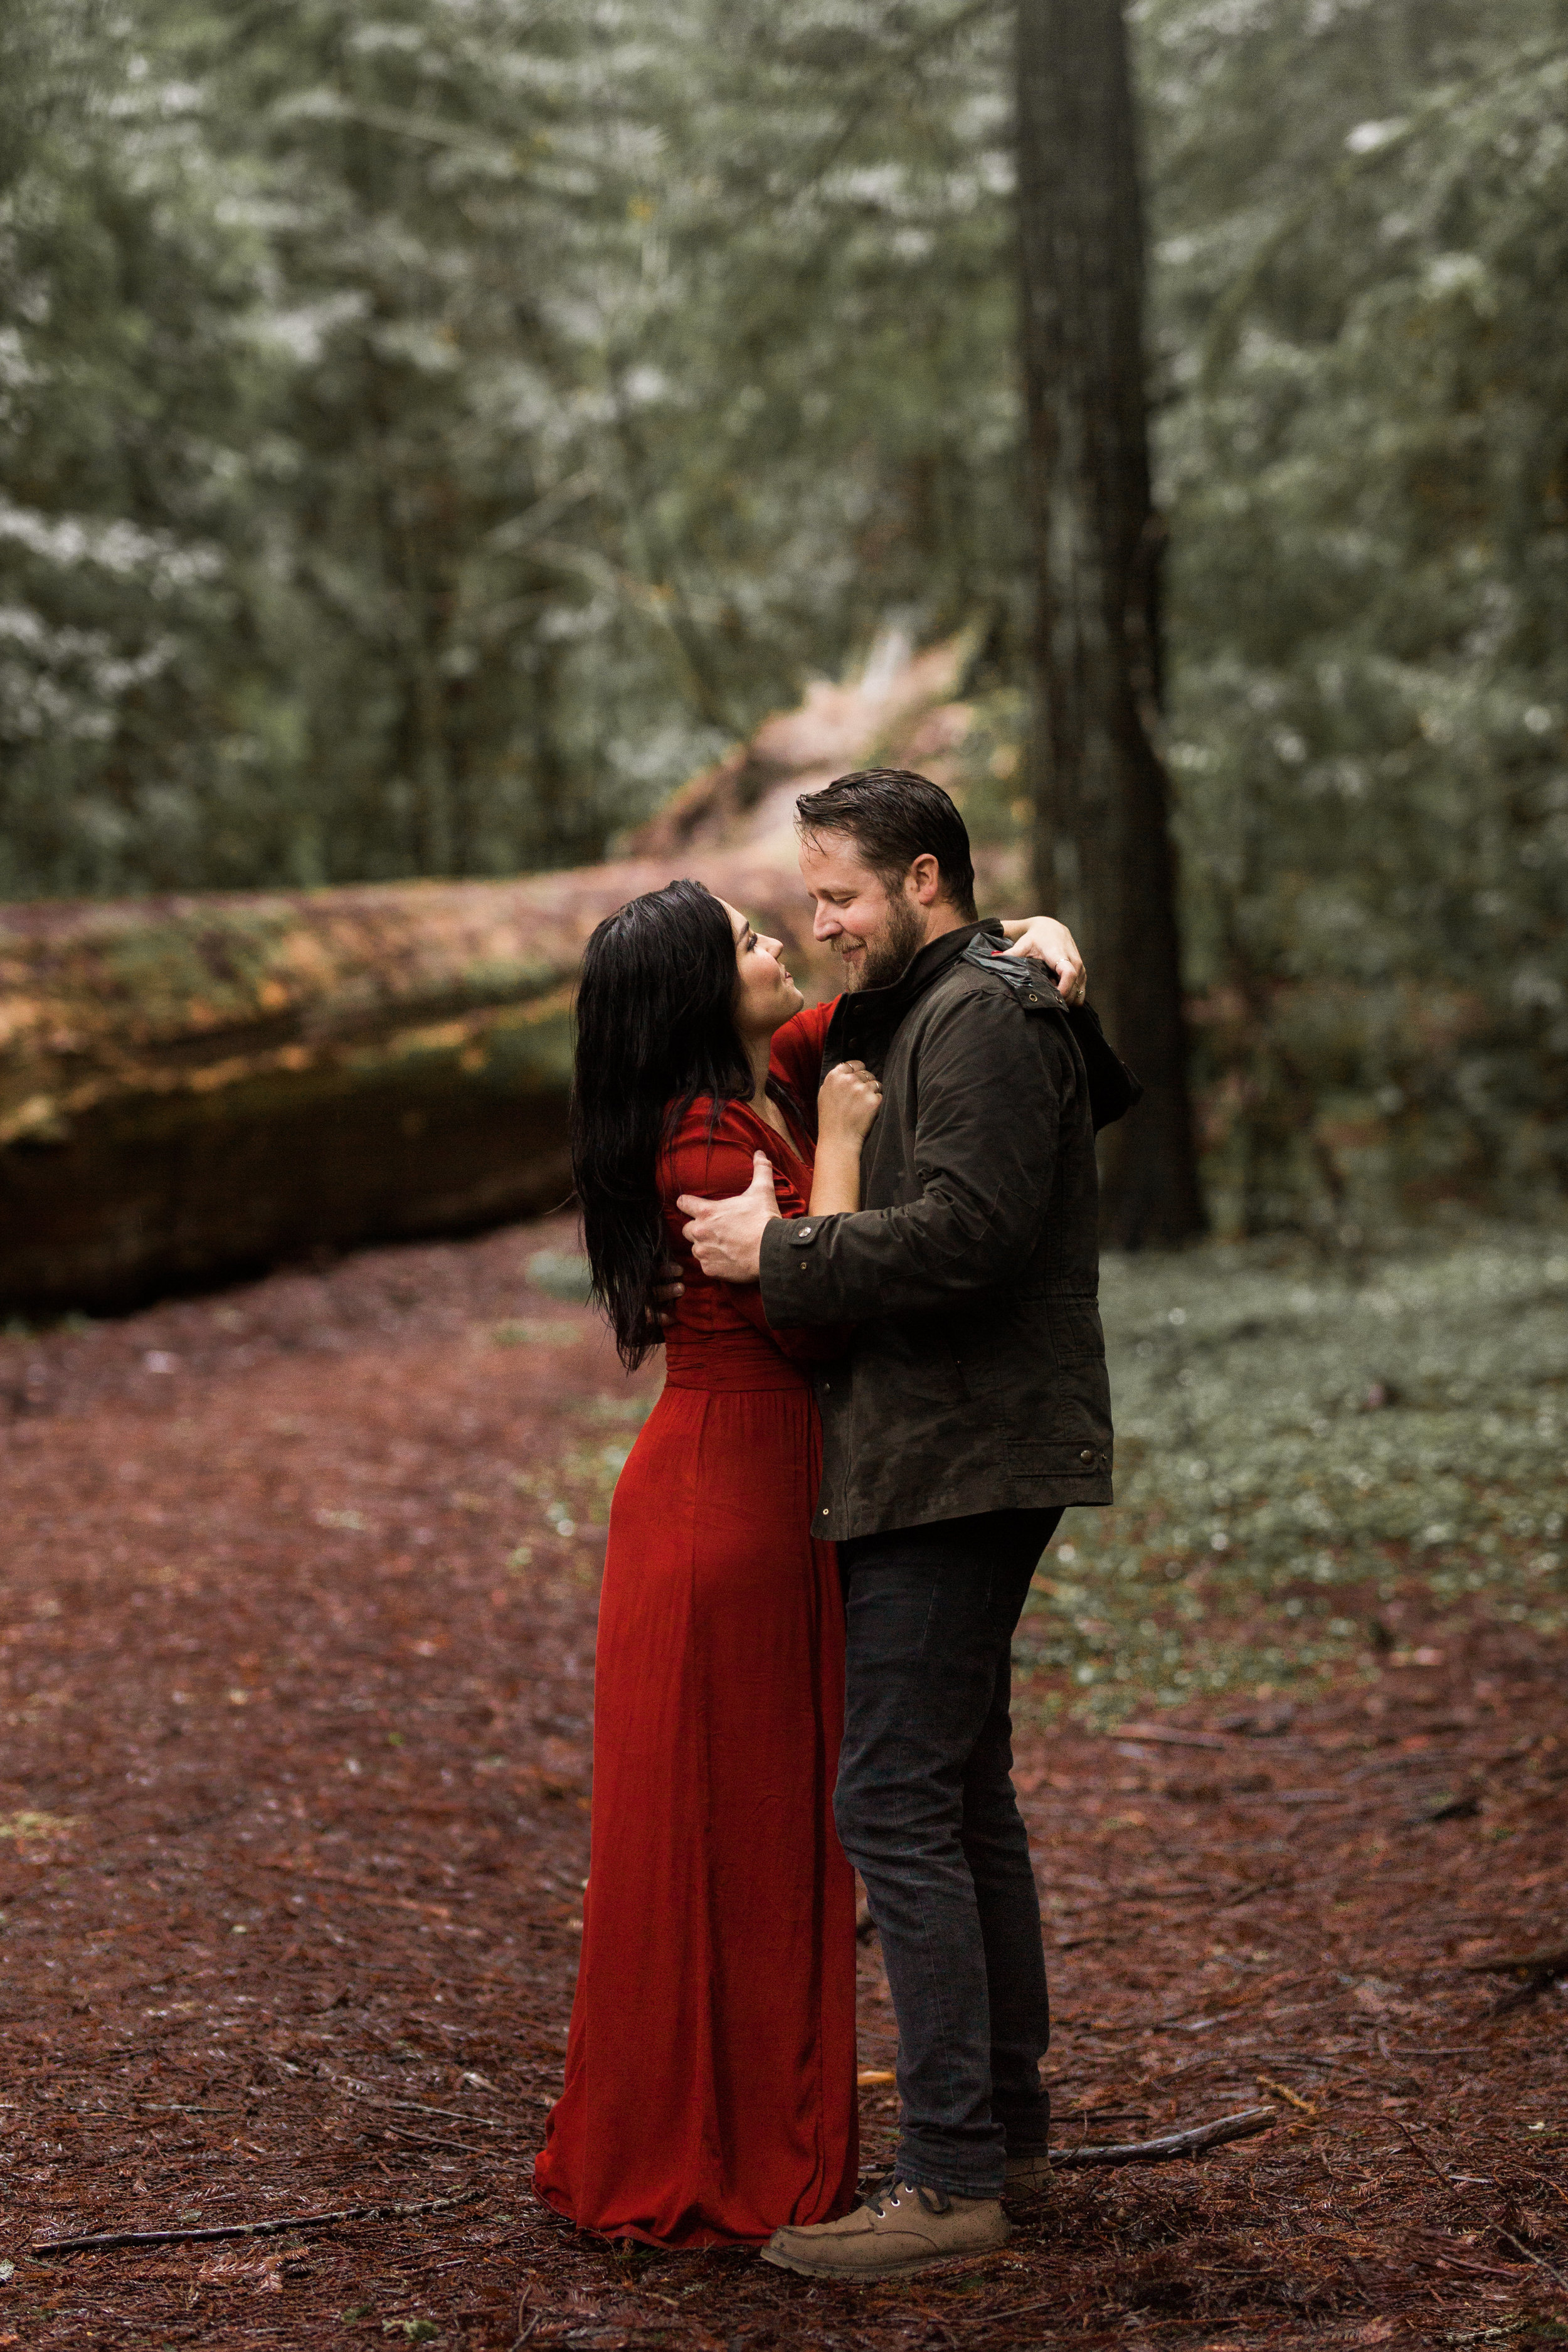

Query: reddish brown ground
[1,1219,1564,2351]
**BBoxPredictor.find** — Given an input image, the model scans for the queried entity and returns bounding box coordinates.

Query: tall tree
[1015,0,1204,1244]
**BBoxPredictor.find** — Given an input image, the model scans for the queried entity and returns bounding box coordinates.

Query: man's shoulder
[953,933,1067,1012]
[899,940,1078,1089]
[915,938,1069,1029]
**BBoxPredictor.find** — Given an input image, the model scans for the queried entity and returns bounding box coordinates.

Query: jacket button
[821,1508,829,1517]
[798,1225,813,1239]
[1079,1448,1096,1463]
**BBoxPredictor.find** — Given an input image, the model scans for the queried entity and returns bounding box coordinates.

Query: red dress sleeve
[660,1096,849,1365]
[767,999,838,1113]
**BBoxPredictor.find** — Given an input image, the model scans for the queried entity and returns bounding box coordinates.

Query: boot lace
[866,2179,951,2220]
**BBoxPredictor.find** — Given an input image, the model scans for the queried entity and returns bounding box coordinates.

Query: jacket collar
[826,918,1001,1062]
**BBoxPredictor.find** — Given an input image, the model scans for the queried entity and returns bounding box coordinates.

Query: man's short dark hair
[795,768,978,920]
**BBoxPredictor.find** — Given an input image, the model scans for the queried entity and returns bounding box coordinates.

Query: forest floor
[1,1216,1565,2352]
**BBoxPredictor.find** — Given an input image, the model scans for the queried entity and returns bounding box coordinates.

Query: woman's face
[724,901,803,1041]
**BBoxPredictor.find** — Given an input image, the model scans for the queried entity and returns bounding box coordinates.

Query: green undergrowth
[1017,1224,1568,1725]
[527,1225,1568,1725]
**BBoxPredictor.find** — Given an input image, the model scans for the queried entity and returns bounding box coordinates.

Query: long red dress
[533,1002,858,2247]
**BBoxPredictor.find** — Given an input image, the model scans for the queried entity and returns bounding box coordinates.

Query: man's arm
[681,988,1068,1315]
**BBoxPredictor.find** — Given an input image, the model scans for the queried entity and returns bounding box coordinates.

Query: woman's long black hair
[571,878,755,1370]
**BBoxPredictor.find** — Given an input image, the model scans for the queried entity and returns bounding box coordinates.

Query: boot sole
[760,2233,1012,2282]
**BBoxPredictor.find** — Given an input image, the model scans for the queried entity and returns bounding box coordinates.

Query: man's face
[798,829,926,993]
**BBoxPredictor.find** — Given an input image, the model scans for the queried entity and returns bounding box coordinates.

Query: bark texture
[1016,0,1204,1244]
[0,637,972,1313]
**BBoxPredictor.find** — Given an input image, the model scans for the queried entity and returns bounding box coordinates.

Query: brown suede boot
[761,2180,1011,2280]
[1004,2147,1052,2195]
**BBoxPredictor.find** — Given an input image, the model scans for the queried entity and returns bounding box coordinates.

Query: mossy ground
[1020,1226,1568,1721]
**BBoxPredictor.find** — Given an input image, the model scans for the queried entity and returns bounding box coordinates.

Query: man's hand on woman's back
[679,1152,783,1284]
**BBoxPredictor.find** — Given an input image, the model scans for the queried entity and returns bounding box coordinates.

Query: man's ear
[907,853,943,908]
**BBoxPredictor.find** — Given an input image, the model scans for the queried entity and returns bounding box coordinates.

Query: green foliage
[0,0,279,894]
[0,0,1022,894]
[190,0,654,881]
[1020,1227,1568,1719]
[2,0,1564,1223]
[601,1,1025,731]
[1143,0,1568,1222]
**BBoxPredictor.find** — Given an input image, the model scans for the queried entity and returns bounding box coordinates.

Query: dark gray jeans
[834,1507,1060,2200]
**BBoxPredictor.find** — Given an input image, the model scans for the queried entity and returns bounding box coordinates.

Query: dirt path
[1,1222,1564,2349]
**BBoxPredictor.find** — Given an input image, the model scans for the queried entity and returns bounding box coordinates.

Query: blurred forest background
[3,0,1566,1234]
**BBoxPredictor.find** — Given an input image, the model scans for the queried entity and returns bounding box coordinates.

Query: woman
[533,881,1071,2248]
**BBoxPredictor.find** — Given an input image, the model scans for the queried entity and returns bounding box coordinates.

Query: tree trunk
[1015,0,1204,1245]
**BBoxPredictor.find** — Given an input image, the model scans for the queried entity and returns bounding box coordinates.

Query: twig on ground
[329,2076,521,2134]
[30,2188,480,2256]
[1051,2105,1275,2168]
[256,1856,478,1929]
[1394,2116,1455,2186]
[1105,1724,1231,1749]
[1256,2074,1316,2114]
[1422,2250,1535,2281]
[1364,2043,1472,2058]
[1220,1875,1287,1909]
[968,2292,1067,2331]
[379,2121,495,2157]
[1497,2229,1568,2292]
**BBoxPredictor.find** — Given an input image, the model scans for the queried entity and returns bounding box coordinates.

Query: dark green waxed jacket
[758,920,1114,1540]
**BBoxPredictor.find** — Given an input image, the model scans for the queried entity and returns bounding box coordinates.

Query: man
[678,768,1116,2281]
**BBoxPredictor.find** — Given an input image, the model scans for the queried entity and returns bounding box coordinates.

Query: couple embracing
[534,767,1123,2280]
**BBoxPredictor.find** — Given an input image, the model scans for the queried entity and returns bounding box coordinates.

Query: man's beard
[845,897,925,993]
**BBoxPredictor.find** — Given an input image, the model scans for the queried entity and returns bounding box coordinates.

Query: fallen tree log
[0,852,830,1316]
[1,634,980,1314]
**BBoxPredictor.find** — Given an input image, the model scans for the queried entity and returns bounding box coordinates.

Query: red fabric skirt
[532,1337,859,2246]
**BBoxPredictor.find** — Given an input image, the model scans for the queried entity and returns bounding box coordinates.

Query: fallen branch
[1051,2105,1276,2168]
[31,2188,480,2257]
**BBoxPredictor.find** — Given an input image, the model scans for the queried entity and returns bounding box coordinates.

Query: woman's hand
[817,1059,882,1146]
[1000,916,1087,1005]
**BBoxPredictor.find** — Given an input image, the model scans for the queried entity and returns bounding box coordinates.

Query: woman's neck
[745,1031,773,1113]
